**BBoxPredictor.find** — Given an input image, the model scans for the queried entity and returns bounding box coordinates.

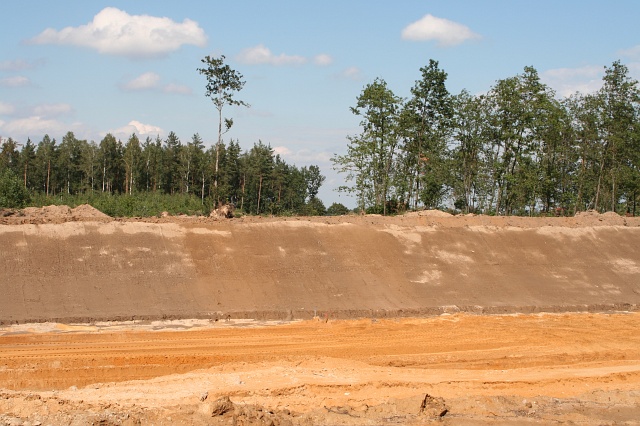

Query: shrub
[0,168,30,208]
[326,202,350,216]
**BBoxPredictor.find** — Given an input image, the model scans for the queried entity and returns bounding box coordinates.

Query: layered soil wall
[2,212,640,323]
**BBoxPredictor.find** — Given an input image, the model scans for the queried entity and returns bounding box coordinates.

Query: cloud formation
[28,7,207,58]
[0,116,78,140]
[33,103,74,117]
[619,45,640,60]
[121,72,192,95]
[163,83,192,95]
[0,102,15,115]
[0,58,45,72]
[108,120,164,139]
[336,66,364,81]
[122,72,161,90]
[314,54,334,66]
[541,65,604,97]
[236,44,307,66]
[0,76,31,87]
[402,14,480,46]
[273,145,332,164]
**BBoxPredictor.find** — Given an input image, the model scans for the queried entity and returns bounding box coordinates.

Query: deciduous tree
[198,55,249,201]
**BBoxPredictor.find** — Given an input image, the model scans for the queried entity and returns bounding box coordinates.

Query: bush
[301,197,327,216]
[326,202,350,216]
[25,191,210,217]
[0,168,30,208]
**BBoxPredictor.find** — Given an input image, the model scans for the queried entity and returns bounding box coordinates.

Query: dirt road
[1,312,639,424]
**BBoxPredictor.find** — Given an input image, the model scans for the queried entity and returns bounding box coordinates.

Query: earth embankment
[1,208,639,323]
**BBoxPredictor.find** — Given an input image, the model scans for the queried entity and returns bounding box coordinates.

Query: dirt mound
[573,209,627,226]
[1,203,638,228]
[70,204,111,220]
[1,204,111,224]
[203,395,301,425]
[403,209,453,218]
[210,203,235,219]
[22,204,72,223]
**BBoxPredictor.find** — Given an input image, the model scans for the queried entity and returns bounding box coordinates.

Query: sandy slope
[1,208,640,323]
[1,207,640,424]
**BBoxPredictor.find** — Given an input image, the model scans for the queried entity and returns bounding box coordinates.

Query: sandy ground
[1,206,640,424]
[2,206,640,324]
[1,312,639,425]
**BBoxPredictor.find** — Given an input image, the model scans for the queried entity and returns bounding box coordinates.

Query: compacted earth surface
[1,206,639,424]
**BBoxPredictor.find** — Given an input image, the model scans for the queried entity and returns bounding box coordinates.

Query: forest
[333,60,640,216]
[1,59,639,217]
[0,133,329,217]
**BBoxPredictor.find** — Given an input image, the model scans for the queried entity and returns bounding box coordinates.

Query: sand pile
[0,204,111,224]
[71,204,111,220]
[574,209,627,226]
[403,209,453,218]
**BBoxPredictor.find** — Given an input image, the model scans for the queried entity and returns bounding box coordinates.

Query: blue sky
[1,1,639,206]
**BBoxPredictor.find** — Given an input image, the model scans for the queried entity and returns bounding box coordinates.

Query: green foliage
[4,132,326,217]
[6,59,640,218]
[198,55,249,112]
[0,168,30,208]
[301,197,326,216]
[28,192,211,217]
[332,78,402,214]
[401,59,454,209]
[198,55,249,202]
[333,59,640,216]
[326,202,350,216]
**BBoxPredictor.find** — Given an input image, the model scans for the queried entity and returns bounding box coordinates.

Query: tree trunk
[240,174,245,211]
[611,175,616,213]
[46,159,50,196]
[214,103,222,201]
[257,175,263,215]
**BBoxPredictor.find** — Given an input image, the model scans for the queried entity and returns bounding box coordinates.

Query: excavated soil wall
[2,212,640,323]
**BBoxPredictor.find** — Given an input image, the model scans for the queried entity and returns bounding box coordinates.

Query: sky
[1,1,640,207]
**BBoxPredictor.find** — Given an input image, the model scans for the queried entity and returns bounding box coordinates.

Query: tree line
[0,132,327,216]
[333,60,640,216]
[0,54,334,216]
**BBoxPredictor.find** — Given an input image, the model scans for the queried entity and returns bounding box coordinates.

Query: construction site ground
[0,206,639,424]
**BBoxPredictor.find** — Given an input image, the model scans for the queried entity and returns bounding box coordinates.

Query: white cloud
[122,72,161,90]
[0,102,15,115]
[163,83,192,95]
[0,75,31,87]
[108,120,164,139]
[336,66,364,81]
[619,45,640,60]
[273,145,332,164]
[33,103,73,117]
[0,58,45,72]
[314,54,334,66]
[236,44,307,66]
[28,7,207,58]
[121,72,192,95]
[401,14,480,46]
[541,65,604,97]
[628,62,640,81]
[272,146,292,157]
[0,116,77,139]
